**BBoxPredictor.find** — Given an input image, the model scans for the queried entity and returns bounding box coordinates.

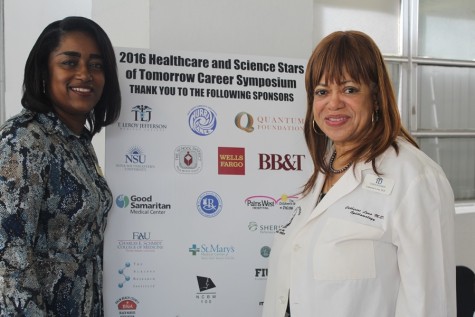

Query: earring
[312,120,324,135]
[42,80,46,94]
[372,110,380,123]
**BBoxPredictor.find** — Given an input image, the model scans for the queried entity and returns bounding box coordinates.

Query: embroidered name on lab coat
[362,174,395,195]
[345,205,384,222]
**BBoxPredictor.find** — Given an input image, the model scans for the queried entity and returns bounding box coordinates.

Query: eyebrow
[56,51,102,59]
[316,79,355,87]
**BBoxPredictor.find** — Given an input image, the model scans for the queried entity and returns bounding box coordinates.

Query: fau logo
[258,153,305,171]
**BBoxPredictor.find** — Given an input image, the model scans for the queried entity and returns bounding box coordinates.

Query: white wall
[3,0,475,280]
[4,0,92,120]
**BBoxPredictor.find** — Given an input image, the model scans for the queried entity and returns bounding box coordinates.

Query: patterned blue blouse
[0,109,112,316]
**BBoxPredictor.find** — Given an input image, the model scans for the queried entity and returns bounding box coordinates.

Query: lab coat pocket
[313,217,384,281]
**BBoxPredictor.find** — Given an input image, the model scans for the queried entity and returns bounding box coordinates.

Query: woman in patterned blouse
[0,16,121,316]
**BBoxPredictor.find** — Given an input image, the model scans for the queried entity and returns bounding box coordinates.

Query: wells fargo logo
[218,147,245,175]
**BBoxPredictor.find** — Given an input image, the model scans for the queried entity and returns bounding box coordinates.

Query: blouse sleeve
[392,168,457,317]
[0,125,49,315]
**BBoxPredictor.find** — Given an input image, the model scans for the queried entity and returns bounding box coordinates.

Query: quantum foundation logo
[115,194,171,215]
[258,153,305,171]
[174,145,203,174]
[196,276,217,304]
[197,191,223,218]
[244,194,298,211]
[116,105,167,132]
[115,146,156,172]
[117,231,164,253]
[234,112,254,132]
[235,111,304,133]
[188,243,236,260]
[218,147,245,175]
[188,105,217,136]
[116,296,139,316]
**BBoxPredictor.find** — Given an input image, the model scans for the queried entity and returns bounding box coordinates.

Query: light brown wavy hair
[301,30,418,196]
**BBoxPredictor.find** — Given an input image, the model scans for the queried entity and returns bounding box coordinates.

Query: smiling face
[313,72,375,153]
[48,31,104,134]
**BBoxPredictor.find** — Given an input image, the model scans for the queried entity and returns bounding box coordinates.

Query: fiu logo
[255,268,268,278]
[258,153,305,171]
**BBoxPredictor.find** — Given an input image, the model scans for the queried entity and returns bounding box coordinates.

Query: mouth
[325,115,349,126]
[70,86,94,95]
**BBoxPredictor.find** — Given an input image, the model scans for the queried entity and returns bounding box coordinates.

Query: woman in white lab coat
[262,31,456,317]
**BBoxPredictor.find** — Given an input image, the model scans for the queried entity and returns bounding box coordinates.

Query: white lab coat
[262,138,456,317]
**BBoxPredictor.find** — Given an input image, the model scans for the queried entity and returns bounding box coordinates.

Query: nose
[327,91,344,110]
[76,62,92,81]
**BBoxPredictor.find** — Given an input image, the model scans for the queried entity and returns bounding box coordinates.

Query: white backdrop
[104,48,310,316]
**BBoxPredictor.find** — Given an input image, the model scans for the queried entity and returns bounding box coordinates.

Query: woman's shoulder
[380,137,446,177]
[0,110,52,148]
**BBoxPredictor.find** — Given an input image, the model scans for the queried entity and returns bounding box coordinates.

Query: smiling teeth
[328,117,345,122]
[72,87,91,92]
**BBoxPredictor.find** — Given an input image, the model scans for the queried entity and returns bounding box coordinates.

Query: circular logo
[188,106,217,136]
[248,221,258,231]
[197,191,223,217]
[116,195,130,208]
[260,246,271,258]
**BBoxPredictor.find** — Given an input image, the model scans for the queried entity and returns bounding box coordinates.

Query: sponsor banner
[104,48,308,316]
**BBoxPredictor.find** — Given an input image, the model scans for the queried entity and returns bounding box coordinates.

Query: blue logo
[260,246,271,258]
[197,191,223,217]
[132,105,152,122]
[116,195,130,208]
[188,106,217,136]
[125,146,146,164]
[118,262,131,288]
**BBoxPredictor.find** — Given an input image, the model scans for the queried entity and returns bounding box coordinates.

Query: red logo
[218,147,245,175]
[258,153,305,171]
[118,299,137,310]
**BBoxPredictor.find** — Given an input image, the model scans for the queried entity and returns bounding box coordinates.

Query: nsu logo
[125,146,146,164]
[258,153,305,171]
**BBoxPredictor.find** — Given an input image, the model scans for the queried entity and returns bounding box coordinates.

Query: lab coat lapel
[307,161,373,222]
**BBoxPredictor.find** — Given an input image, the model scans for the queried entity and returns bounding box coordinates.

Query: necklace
[329,150,352,174]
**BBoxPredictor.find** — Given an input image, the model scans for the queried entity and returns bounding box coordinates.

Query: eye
[343,86,359,94]
[61,60,77,67]
[89,62,104,70]
[314,89,327,97]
